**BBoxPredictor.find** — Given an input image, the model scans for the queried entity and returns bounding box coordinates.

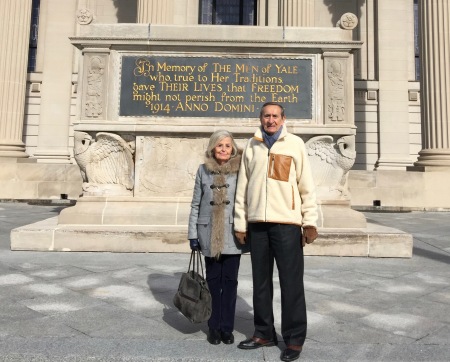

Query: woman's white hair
[205,130,238,159]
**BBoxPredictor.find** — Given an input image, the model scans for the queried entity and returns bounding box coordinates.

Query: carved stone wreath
[77,8,93,25]
[339,13,358,30]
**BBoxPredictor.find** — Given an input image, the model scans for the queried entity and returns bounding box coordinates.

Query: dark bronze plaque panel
[120,56,312,119]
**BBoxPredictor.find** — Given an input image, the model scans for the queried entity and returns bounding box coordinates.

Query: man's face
[260,104,285,135]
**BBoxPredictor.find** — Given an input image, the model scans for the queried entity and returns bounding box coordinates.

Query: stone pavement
[0,202,449,361]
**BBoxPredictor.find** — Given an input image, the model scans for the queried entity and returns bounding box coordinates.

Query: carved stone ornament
[85,56,104,118]
[338,13,358,30]
[77,8,93,25]
[74,131,136,196]
[137,137,206,197]
[327,60,345,122]
[305,135,356,200]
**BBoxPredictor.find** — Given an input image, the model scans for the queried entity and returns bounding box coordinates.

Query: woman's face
[214,137,233,165]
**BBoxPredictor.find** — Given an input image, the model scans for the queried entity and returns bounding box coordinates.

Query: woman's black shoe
[220,331,234,344]
[207,329,221,345]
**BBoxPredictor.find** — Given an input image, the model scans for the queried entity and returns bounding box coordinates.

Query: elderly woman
[188,130,245,345]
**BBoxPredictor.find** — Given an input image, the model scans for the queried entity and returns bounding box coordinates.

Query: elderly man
[234,102,318,362]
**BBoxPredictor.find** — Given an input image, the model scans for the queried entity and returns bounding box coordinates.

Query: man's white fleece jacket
[234,126,318,232]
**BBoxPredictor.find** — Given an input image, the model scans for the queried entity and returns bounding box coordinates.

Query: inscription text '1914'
[120,56,312,118]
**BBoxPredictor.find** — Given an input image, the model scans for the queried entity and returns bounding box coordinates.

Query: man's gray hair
[205,130,239,159]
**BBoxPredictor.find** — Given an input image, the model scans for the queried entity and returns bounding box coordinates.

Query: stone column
[173,0,199,25]
[414,0,450,167]
[137,0,174,24]
[375,0,414,170]
[32,0,77,164]
[0,0,32,158]
[282,0,314,27]
[266,0,280,26]
[260,0,314,27]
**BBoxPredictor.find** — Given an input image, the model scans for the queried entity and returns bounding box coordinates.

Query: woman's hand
[189,239,200,251]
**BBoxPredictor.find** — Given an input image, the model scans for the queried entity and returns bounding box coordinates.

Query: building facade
[1,0,449,210]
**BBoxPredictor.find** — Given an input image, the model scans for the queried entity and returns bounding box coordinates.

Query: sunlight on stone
[414,273,449,286]
[66,277,102,288]
[30,270,61,278]
[327,300,370,314]
[26,283,65,295]
[363,312,423,330]
[304,280,352,293]
[382,285,423,293]
[27,303,81,313]
[91,285,159,309]
[307,311,328,325]
[0,274,33,285]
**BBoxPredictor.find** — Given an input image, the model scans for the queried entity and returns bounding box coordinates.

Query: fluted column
[282,0,314,27]
[33,0,76,164]
[137,0,174,24]
[266,0,279,26]
[0,0,32,158]
[375,0,413,170]
[414,0,450,167]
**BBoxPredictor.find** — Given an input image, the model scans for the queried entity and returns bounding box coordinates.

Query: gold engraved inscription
[126,57,310,117]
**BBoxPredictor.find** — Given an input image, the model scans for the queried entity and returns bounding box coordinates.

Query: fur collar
[204,150,241,259]
[204,151,241,174]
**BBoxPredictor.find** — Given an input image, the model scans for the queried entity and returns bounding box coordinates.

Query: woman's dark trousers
[205,254,241,333]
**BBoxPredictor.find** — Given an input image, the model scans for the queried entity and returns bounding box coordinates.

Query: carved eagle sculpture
[305,135,356,199]
[74,131,135,192]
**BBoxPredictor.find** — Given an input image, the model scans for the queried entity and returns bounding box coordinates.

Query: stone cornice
[71,38,363,54]
[70,24,363,51]
[71,36,362,48]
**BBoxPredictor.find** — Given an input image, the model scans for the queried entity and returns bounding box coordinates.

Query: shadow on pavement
[413,246,450,265]
[146,272,255,339]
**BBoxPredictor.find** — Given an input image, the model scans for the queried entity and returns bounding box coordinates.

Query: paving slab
[0,203,449,361]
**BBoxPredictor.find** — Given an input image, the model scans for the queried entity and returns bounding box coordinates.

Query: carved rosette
[77,8,93,25]
[326,60,346,122]
[84,56,105,118]
[338,13,358,30]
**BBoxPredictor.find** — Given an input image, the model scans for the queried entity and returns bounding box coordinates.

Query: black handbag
[173,250,212,323]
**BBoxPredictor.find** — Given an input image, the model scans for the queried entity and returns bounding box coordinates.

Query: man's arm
[233,141,249,235]
[296,140,318,228]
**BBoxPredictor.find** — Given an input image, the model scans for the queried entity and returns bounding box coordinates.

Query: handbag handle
[187,250,205,278]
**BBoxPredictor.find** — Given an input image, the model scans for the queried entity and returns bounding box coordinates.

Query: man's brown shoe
[237,336,278,350]
[280,345,302,361]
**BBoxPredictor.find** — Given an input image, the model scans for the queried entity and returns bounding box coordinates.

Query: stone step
[11,217,412,258]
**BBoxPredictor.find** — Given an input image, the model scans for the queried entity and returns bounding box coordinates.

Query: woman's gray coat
[188,153,244,258]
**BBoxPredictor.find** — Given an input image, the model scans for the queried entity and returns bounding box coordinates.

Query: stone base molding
[0,141,28,158]
[414,149,450,167]
[11,215,412,258]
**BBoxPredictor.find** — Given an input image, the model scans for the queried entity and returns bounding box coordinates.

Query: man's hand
[235,231,247,245]
[301,226,318,247]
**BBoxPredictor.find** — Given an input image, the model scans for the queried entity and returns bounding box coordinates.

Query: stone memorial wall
[66,23,365,230]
